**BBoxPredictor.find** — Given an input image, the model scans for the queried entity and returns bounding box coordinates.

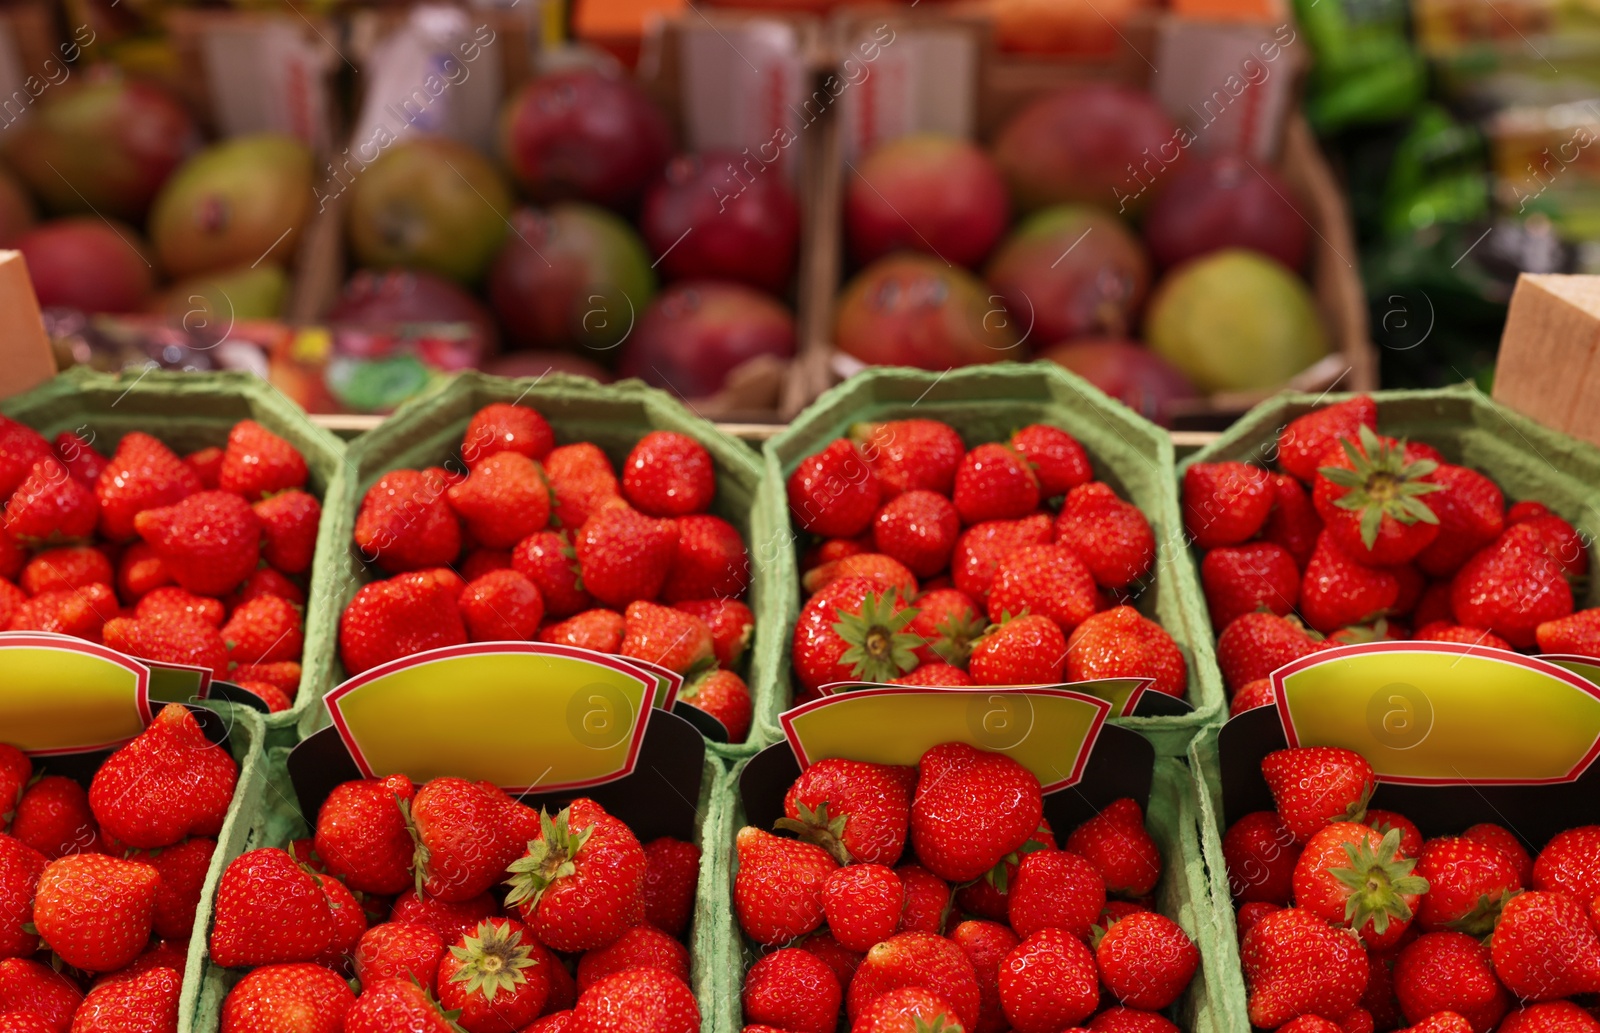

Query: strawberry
[575,503,678,607]
[1311,428,1443,565]
[968,613,1067,685]
[1509,500,1552,523]
[951,514,1054,605]
[1413,465,1504,577]
[1533,824,1600,899]
[341,978,458,1033]
[1236,900,1282,941]
[852,986,966,1033]
[253,489,321,575]
[222,594,304,664]
[0,958,82,1031]
[447,452,552,549]
[10,775,99,860]
[1363,810,1423,861]
[995,928,1098,1033]
[569,967,700,1033]
[792,580,919,693]
[1095,910,1199,1010]
[461,402,554,467]
[853,419,965,499]
[1090,1008,1182,1033]
[231,660,301,694]
[390,888,497,945]
[1279,396,1379,482]
[789,439,880,538]
[506,800,647,952]
[148,836,216,940]
[797,931,863,989]
[1010,424,1092,496]
[218,963,355,1033]
[352,922,445,990]
[135,586,224,628]
[219,420,307,500]
[641,836,700,937]
[0,741,26,823]
[513,529,593,617]
[458,569,545,641]
[10,582,120,641]
[802,553,918,599]
[1216,611,1322,691]
[905,588,983,667]
[1413,621,1512,650]
[1065,798,1161,897]
[1242,907,1369,1028]
[1066,605,1188,698]
[88,703,238,849]
[93,433,200,542]
[1262,747,1374,843]
[1301,531,1401,634]
[545,442,621,529]
[1262,472,1324,567]
[71,966,181,1032]
[1393,931,1509,1032]
[674,598,754,668]
[953,443,1039,524]
[949,919,1019,1033]
[849,932,982,1030]
[1491,890,1600,1000]
[741,947,841,1033]
[892,662,972,685]
[895,862,952,935]
[1498,1002,1600,1033]
[0,416,51,498]
[576,925,689,992]
[1537,608,1600,656]
[1516,512,1590,579]
[619,600,712,674]
[185,445,224,489]
[1005,847,1106,940]
[33,853,158,971]
[1452,523,1574,648]
[780,758,915,867]
[459,548,511,582]
[354,470,462,574]
[872,490,961,578]
[313,873,367,972]
[1054,482,1155,590]
[1201,541,1299,630]
[338,571,468,675]
[229,566,306,608]
[6,457,97,542]
[51,430,105,487]
[987,543,1098,630]
[314,774,416,895]
[1413,836,1521,935]
[733,825,838,945]
[1463,822,1533,884]
[135,491,261,596]
[412,777,522,903]
[210,848,340,967]
[1293,823,1427,951]
[621,431,715,518]
[912,742,1044,882]
[802,534,874,572]
[661,514,749,602]
[1183,462,1274,549]
[20,545,113,595]
[0,833,44,956]
[436,917,551,1032]
[679,669,752,742]
[821,862,902,952]
[538,609,626,653]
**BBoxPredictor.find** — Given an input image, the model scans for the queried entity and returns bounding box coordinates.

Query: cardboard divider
[763,362,1222,757]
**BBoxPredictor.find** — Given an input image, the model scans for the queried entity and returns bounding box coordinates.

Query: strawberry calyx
[1329,827,1429,937]
[399,797,432,898]
[773,801,852,866]
[929,609,987,668]
[913,1017,962,1033]
[1328,618,1394,646]
[977,823,1052,894]
[447,918,539,1002]
[832,589,921,683]
[1318,427,1443,549]
[1444,887,1520,939]
[504,808,593,912]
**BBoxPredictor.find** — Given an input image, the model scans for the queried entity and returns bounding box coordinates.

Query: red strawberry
[1237,902,1282,943]
[0,833,44,956]
[135,586,224,628]
[1394,929,1511,1032]
[229,566,306,608]
[987,543,1098,630]
[6,457,96,542]
[1414,621,1512,650]
[0,958,82,1031]
[1005,847,1106,941]
[338,571,468,675]
[642,836,701,936]
[459,548,511,582]
[822,862,903,952]
[253,489,321,575]
[412,777,522,903]
[115,542,171,601]
[1509,500,1551,523]
[1462,822,1533,885]
[209,848,340,967]
[661,514,749,602]
[462,402,554,467]
[134,491,261,596]
[231,660,301,694]
[1498,1002,1600,1033]
[1201,542,1299,630]
[912,742,1043,882]
[352,922,445,990]
[94,432,201,542]
[849,932,982,1030]
[1065,798,1161,898]
[1262,747,1375,843]
[679,669,752,742]
[854,418,965,499]
[1515,512,1590,579]
[222,594,304,664]
[852,986,966,1033]
[575,503,678,607]
[1293,823,1426,951]
[1301,531,1400,634]
[219,420,307,500]
[11,775,99,860]
[621,431,715,518]
[545,442,621,529]
[1310,429,1442,565]
[906,588,983,667]
[9,582,120,641]
[436,917,551,1032]
[51,430,105,487]
[797,931,863,989]
[892,661,972,685]
[953,443,1039,524]
[1066,605,1188,698]
[1095,910,1199,1010]
[569,967,700,1033]
[1365,809,1424,859]
[341,977,457,1033]
[780,758,915,867]
[576,925,689,992]
[1278,396,1379,482]
[792,579,919,693]
[1414,836,1520,936]
[20,545,113,595]
[1533,825,1600,899]
[313,774,416,895]
[996,928,1098,1033]
[1452,523,1574,648]
[802,553,918,600]
[733,825,838,945]
[789,439,879,538]
[0,416,51,498]
[390,888,497,945]
[354,469,462,574]
[506,799,646,952]
[802,534,874,572]
[33,853,158,971]
[447,452,552,549]
[1090,1008,1181,1033]
[1491,890,1600,1000]
[1413,465,1504,577]
[148,836,216,940]
[1055,482,1155,590]
[1537,608,1600,656]
[951,514,1054,605]
[88,703,238,849]
[872,490,961,578]
[969,613,1067,686]
[1241,907,1369,1028]
[1010,424,1092,496]
[895,862,951,935]
[0,740,24,823]
[1261,473,1324,567]
[674,598,754,668]
[538,608,626,653]
[71,966,181,1032]
[238,679,292,712]
[184,445,224,489]
[312,872,366,972]
[218,963,355,1033]
[741,947,841,1033]
[949,919,1020,1033]
[1183,462,1274,549]
[512,529,592,617]
[458,569,545,641]
[1216,611,1322,691]
[620,600,712,674]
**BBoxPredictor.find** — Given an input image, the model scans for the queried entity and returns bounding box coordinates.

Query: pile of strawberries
[207,775,702,1033]
[1227,744,1600,1033]
[343,402,755,740]
[0,704,241,1030]
[0,413,320,713]
[1182,395,1600,715]
[786,419,1187,698]
[733,741,1199,1033]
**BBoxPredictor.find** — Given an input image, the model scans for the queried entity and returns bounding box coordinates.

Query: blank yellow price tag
[0,633,149,754]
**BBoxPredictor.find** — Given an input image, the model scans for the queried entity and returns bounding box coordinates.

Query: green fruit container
[763,362,1222,757]
[1187,726,1260,1033]
[311,370,789,760]
[0,368,352,739]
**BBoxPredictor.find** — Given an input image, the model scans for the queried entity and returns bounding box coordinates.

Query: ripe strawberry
[88,703,238,849]
[849,932,982,1029]
[1413,621,1513,650]
[218,963,355,1033]
[462,402,554,467]
[1278,396,1379,482]
[1509,500,1551,524]
[7,456,97,543]
[1236,900,1283,941]
[1261,473,1324,567]
[436,917,551,1032]
[219,420,307,500]
[412,777,522,903]
[741,947,841,1033]
[674,598,754,668]
[1461,823,1533,884]
[821,862,902,952]
[802,534,874,573]
[1300,531,1401,633]
[184,445,224,489]
[50,430,105,487]
[575,503,678,607]
[569,967,700,1033]
[538,608,626,653]
[71,966,181,1032]
[1065,798,1161,897]
[148,836,216,940]
[661,514,749,602]
[0,833,44,956]
[1090,1008,1182,1033]
[576,925,689,992]
[352,922,445,990]
[904,588,982,667]
[1241,907,1368,1028]
[1414,836,1521,935]
[951,514,1054,605]
[135,586,224,628]
[253,489,321,575]
[620,600,712,674]
[1228,679,1273,722]
[210,848,340,967]
[390,888,497,945]
[1216,611,1323,691]
[1262,747,1375,843]
[134,491,261,596]
[447,452,552,549]
[1293,823,1426,951]
[0,741,26,821]
[987,542,1098,630]
[1537,608,1600,656]
[1533,825,1600,899]
[679,669,751,742]
[9,581,120,641]
[641,836,700,937]
[853,419,964,499]
[792,580,919,693]
[1412,465,1504,577]
[851,986,965,1033]
[338,571,468,675]
[1183,462,1274,549]
[506,799,646,952]
[894,862,952,935]
[0,416,51,498]
[1452,523,1574,648]
[1311,428,1443,565]
[354,469,462,574]
[1201,542,1299,630]
[1491,890,1600,1000]
[229,566,305,608]
[1365,809,1423,858]
[1393,931,1509,1032]
[314,774,416,895]
[797,930,864,990]
[892,662,972,685]
[912,742,1043,882]
[733,826,838,945]
[544,442,621,529]
[802,552,918,600]
[512,529,592,617]
[11,775,99,859]
[222,594,304,664]
[341,977,457,1033]
[948,919,1019,1033]
[788,439,880,538]
[1055,482,1155,590]
[1004,847,1106,941]
[459,548,511,582]
[1498,1002,1600,1033]
[1520,513,1590,579]
[231,660,302,694]
[33,853,158,971]
[995,928,1098,1033]
[1095,910,1199,1010]
[969,613,1067,686]
[94,432,201,542]
[312,872,367,972]
[620,431,715,518]
[780,758,915,867]
[871,490,961,578]
[1010,424,1092,496]
[458,569,545,641]
[20,546,113,596]
[0,958,82,1031]
[1066,606,1188,698]
[953,443,1039,524]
